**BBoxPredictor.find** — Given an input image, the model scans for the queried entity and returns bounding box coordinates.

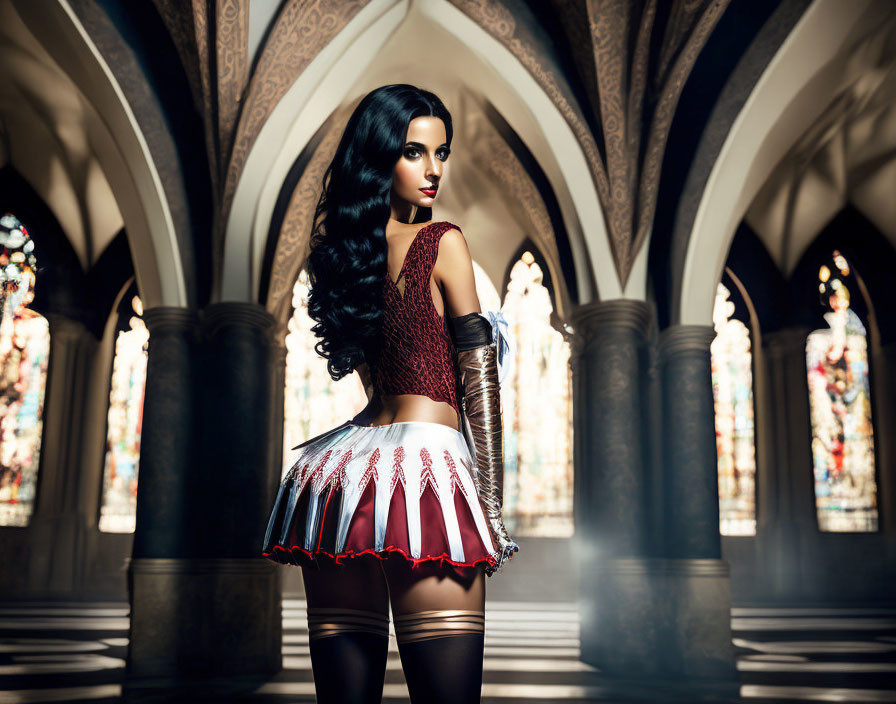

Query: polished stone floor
[1,600,895,702]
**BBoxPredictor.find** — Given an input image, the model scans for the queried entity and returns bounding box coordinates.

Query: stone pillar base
[125,558,281,693]
[581,558,738,685]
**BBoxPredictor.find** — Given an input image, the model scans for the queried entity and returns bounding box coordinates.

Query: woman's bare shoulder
[434,225,471,276]
[437,223,468,251]
[433,225,480,319]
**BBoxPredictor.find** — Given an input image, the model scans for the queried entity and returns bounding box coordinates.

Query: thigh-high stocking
[383,559,486,704]
[301,556,390,704]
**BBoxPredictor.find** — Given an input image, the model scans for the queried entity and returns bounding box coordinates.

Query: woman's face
[391,116,450,218]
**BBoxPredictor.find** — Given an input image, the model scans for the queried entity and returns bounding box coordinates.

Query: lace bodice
[369,221,461,416]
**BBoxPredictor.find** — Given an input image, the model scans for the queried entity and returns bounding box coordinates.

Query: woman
[262,84,518,703]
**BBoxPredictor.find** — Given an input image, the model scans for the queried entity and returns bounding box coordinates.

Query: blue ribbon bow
[483,310,514,387]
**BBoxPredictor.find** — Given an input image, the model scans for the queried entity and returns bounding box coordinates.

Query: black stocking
[306,607,389,704]
[394,610,485,704]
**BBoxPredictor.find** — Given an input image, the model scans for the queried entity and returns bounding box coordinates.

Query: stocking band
[307,607,389,641]
[394,609,485,643]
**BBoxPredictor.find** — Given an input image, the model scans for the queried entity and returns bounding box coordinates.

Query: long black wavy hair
[305,84,453,381]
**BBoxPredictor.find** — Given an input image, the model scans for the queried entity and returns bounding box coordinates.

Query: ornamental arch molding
[9,0,189,308]
[222,0,619,308]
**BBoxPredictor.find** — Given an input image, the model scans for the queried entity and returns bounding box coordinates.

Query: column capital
[569,299,650,362]
[659,324,715,359]
[143,306,199,336]
[570,299,650,335]
[200,302,276,338]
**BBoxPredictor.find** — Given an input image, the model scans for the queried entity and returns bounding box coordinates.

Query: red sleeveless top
[369,221,461,416]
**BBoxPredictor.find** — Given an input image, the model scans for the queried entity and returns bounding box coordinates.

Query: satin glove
[452,313,519,574]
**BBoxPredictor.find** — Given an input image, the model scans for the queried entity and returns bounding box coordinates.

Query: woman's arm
[435,226,518,573]
[433,227,480,318]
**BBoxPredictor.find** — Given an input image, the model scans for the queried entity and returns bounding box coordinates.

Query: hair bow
[483,310,514,387]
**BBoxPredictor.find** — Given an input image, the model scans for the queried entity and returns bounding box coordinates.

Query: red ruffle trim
[263,543,497,570]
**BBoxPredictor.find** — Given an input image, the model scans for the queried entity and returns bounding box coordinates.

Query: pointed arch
[0,212,51,527]
[10,0,190,307]
[222,0,617,306]
[98,280,148,533]
[678,0,885,326]
[804,249,879,532]
[711,271,758,536]
[501,239,561,319]
[498,248,574,536]
[789,207,894,341]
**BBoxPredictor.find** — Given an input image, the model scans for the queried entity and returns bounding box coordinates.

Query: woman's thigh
[381,558,485,615]
[301,556,390,613]
[382,559,486,704]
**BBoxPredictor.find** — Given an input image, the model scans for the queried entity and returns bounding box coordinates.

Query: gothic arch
[501,240,560,322]
[789,208,896,343]
[9,0,191,308]
[678,0,888,327]
[261,96,579,334]
[0,168,84,319]
[723,224,788,336]
[222,0,616,306]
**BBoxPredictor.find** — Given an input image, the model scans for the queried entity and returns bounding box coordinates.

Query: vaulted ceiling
[0,1,123,271]
[745,9,896,275]
[1,0,894,321]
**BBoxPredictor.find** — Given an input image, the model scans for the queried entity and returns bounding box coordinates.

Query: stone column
[129,308,200,561]
[268,337,288,502]
[655,324,736,682]
[196,304,280,559]
[269,336,293,598]
[659,325,722,558]
[26,314,97,595]
[758,327,816,599]
[877,341,896,590]
[126,307,201,688]
[873,340,896,538]
[569,300,651,666]
[194,303,281,677]
[570,310,736,689]
[125,304,281,697]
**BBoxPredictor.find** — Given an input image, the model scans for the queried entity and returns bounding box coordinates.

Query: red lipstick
[419,186,437,197]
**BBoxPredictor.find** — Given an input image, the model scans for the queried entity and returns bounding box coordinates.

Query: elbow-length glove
[452,312,519,574]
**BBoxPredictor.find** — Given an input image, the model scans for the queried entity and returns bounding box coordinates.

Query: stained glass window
[283,267,367,478]
[806,251,877,532]
[499,251,574,537]
[99,293,148,533]
[711,282,757,536]
[0,213,49,527]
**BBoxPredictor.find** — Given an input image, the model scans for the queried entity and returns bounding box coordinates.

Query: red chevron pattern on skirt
[262,420,498,577]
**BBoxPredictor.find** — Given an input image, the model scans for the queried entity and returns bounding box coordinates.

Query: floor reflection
[0,600,894,702]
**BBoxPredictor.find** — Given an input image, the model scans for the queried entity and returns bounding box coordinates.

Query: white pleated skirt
[262,419,500,574]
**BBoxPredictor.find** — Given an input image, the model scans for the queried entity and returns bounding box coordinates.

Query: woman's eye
[404,147,449,160]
